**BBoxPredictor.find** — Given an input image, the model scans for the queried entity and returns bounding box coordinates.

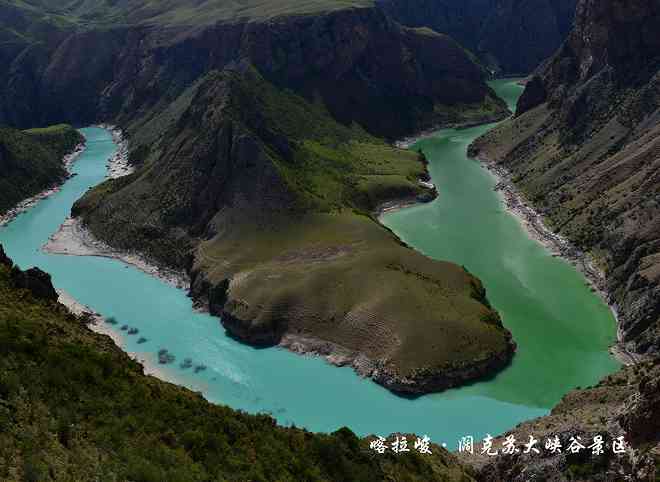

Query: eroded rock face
[465,360,660,481]
[0,5,500,140]
[618,372,660,446]
[10,265,59,301]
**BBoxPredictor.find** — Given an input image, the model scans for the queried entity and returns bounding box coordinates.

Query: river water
[0,79,618,449]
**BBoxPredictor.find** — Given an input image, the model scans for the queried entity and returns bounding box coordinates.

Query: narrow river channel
[0,79,618,448]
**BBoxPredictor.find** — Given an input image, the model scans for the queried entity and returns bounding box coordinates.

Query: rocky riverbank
[97,124,134,178]
[280,331,516,396]
[394,111,511,149]
[472,152,639,366]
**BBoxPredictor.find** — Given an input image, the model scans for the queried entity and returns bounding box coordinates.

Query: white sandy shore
[43,123,189,291]
[56,288,173,379]
[43,217,189,290]
[0,142,86,227]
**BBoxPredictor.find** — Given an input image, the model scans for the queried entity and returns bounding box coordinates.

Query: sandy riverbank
[374,196,431,220]
[57,288,175,379]
[43,217,189,290]
[0,142,86,227]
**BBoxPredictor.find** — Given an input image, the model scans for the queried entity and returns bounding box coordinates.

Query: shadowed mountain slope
[0,124,83,216]
[0,0,507,139]
[377,0,577,75]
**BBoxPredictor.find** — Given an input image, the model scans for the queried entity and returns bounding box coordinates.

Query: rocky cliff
[377,0,577,75]
[462,358,660,481]
[0,2,507,140]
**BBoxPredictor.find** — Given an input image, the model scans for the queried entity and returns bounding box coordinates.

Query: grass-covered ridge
[0,124,83,216]
[5,0,374,27]
[0,248,477,481]
[75,67,515,395]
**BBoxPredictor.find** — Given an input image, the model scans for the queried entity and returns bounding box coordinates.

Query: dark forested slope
[0,124,83,215]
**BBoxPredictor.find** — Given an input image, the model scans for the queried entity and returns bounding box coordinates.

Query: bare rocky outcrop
[10,266,59,302]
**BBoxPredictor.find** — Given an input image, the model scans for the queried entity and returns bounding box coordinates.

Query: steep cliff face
[74,67,516,395]
[377,0,577,75]
[471,0,660,358]
[0,3,507,139]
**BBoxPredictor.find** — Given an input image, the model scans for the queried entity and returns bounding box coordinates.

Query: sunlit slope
[75,67,515,395]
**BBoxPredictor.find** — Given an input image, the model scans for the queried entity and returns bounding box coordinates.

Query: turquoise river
[0,79,619,449]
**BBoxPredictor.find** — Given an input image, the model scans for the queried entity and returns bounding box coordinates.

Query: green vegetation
[24,123,84,158]
[5,0,374,27]
[228,69,432,213]
[76,68,514,394]
[0,124,83,215]
[0,255,476,481]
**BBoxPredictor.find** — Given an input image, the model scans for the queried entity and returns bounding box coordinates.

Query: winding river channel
[0,79,618,449]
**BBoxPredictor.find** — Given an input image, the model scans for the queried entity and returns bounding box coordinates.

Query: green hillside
[0,246,476,482]
[75,68,515,395]
[4,0,374,27]
[0,124,83,215]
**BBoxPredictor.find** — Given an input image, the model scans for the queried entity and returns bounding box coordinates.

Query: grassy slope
[76,69,514,393]
[6,0,374,26]
[0,253,477,482]
[0,124,82,215]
